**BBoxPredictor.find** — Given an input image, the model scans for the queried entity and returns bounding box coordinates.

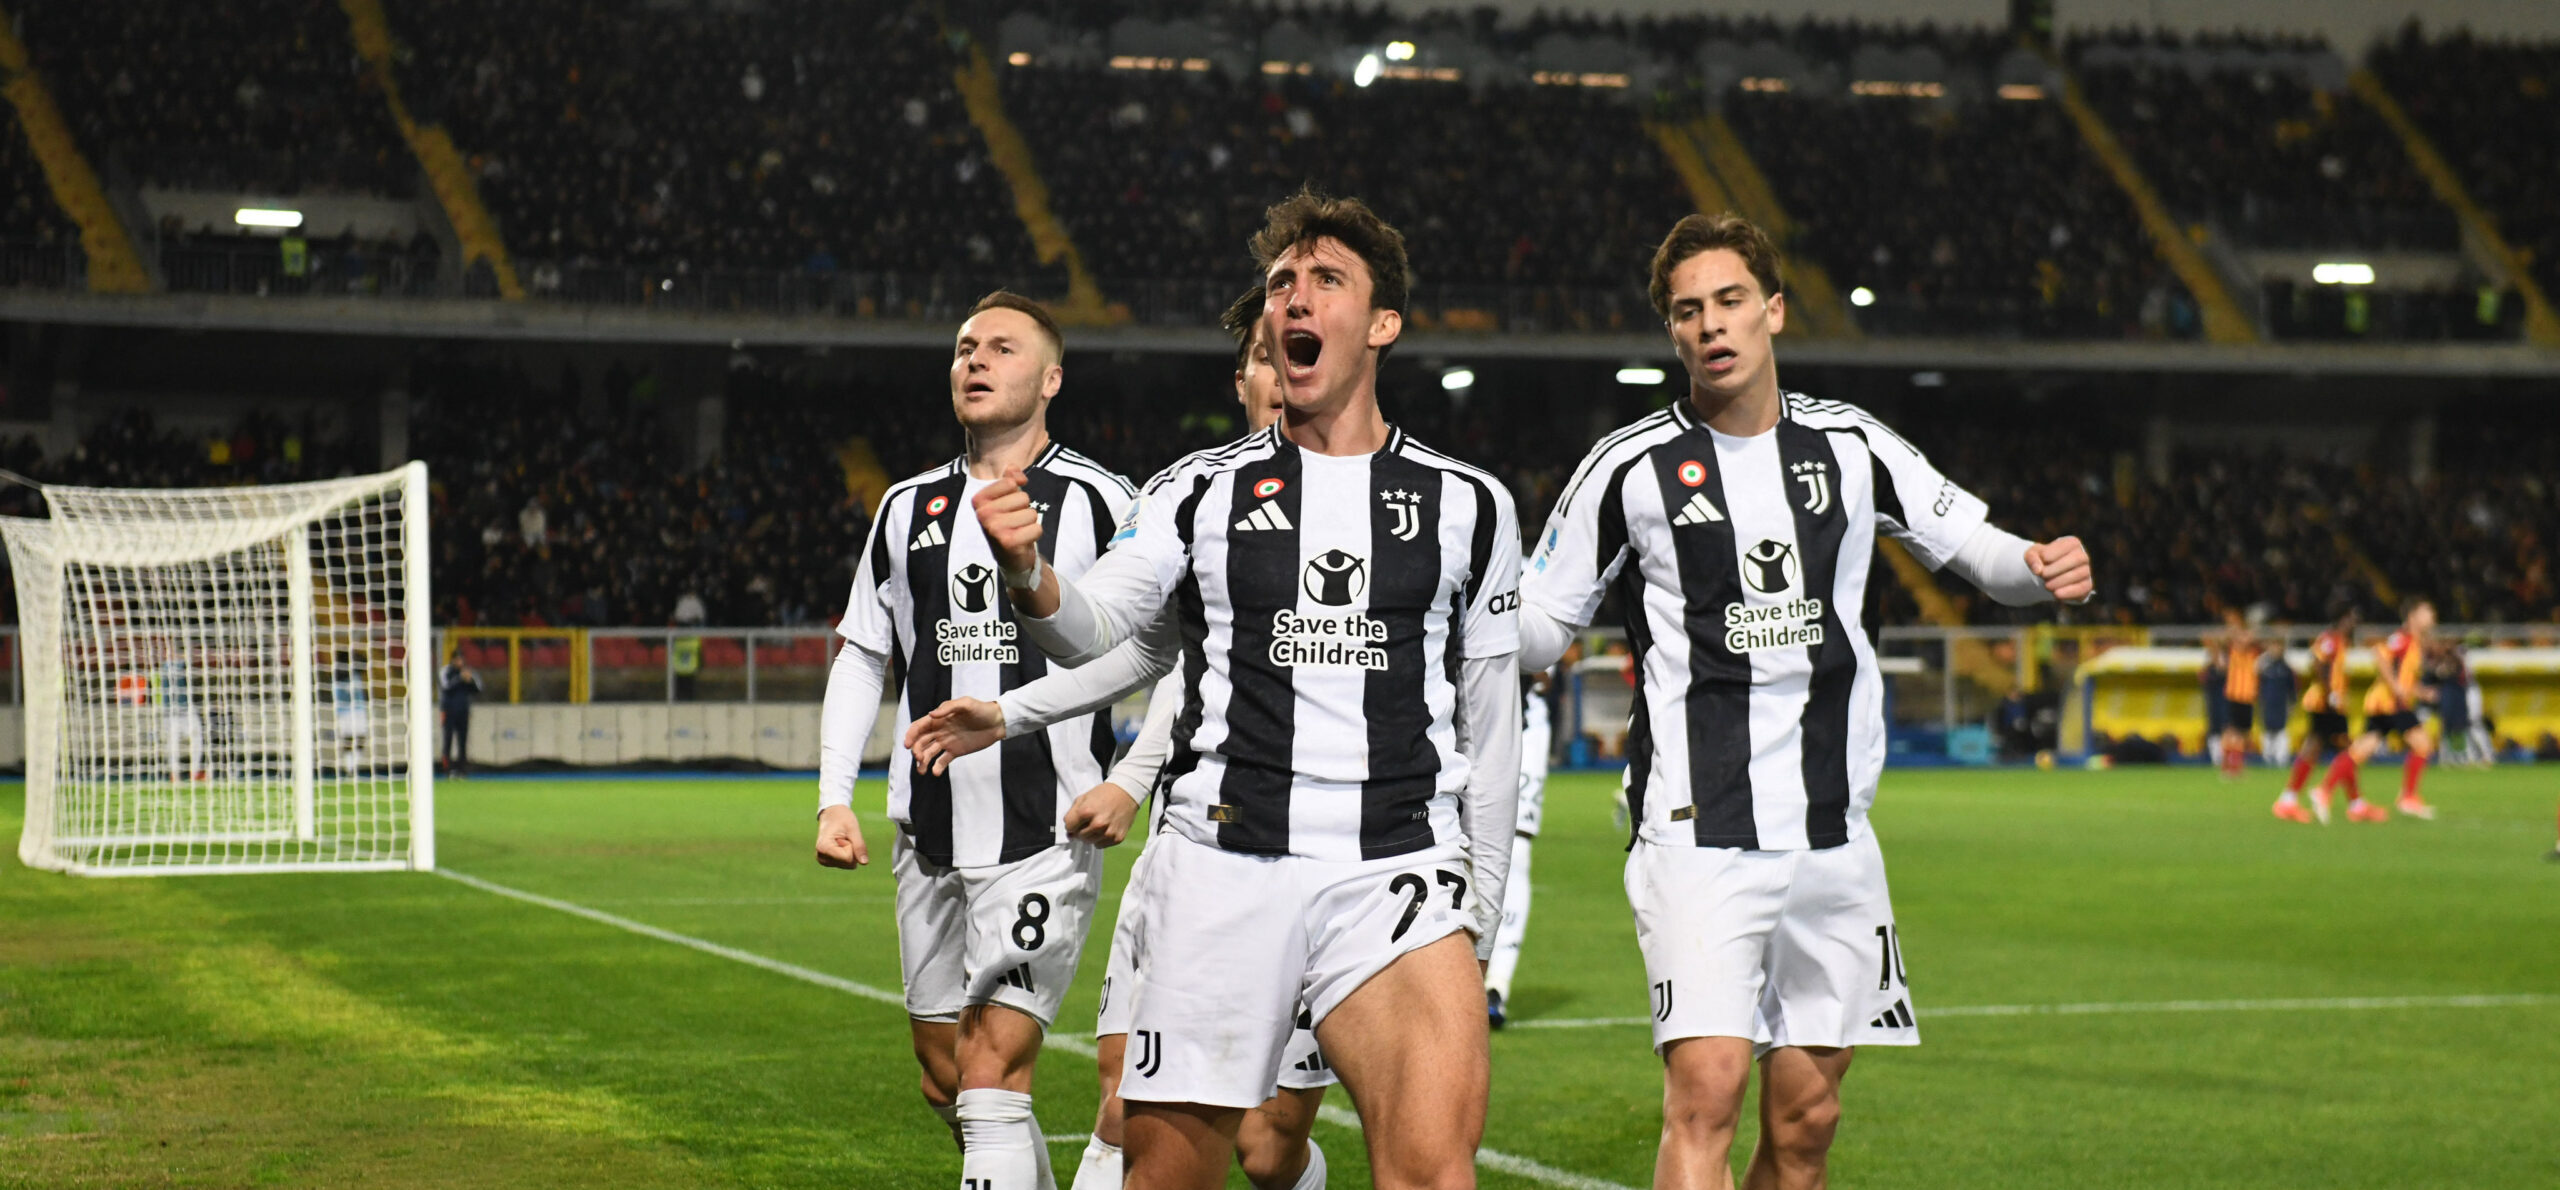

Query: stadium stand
[386,0,1058,310]
[0,117,79,287]
[2369,27,2560,308]
[13,0,413,198]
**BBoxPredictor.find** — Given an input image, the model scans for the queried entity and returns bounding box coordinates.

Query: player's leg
[2332,730,2382,821]
[1743,832,1919,1189]
[1484,831,1535,1027]
[1740,1046,1854,1190]
[1312,933,1486,1190]
[1119,832,1307,1190]
[1074,875,1147,1190]
[1235,1084,1329,1190]
[893,833,971,1147]
[957,842,1106,1190]
[1072,1032,1128,1190]
[1627,841,1788,1189]
[2396,721,2436,818]
[2272,733,2317,823]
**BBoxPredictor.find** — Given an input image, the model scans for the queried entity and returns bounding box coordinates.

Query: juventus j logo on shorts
[1132,1029,1166,1077]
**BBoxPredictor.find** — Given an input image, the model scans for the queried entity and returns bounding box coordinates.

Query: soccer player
[968,193,1522,1190]
[1485,670,1553,1029]
[2274,609,2356,822]
[2319,598,2440,821]
[2216,609,2261,780]
[1514,213,2092,1190]
[811,290,1136,1190]
[914,286,1337,1190]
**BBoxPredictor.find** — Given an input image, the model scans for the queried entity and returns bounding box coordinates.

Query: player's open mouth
[964,379,996,396]
[1702,345,1738,371]
[1283,330,1323,376]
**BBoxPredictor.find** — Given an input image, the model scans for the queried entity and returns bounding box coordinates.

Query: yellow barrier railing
[438,628,587,703]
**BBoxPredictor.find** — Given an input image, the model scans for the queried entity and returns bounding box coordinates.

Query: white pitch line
[1506,993,2559,1031]
[438,869,1632,1188]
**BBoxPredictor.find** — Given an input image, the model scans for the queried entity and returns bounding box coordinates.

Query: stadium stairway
[0,4,146,294]
[948,42,1112,325]
[2348,70,2560,348]
[2044,58,2259,345]
[1645,116,1860,338]
[341,0,523,300]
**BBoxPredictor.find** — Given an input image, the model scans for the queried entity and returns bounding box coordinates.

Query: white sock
[1290,1137,1327,1190]
[957,1088,1049,1190]
[932,1101,964,1150]
[1069,1134,1120,1190]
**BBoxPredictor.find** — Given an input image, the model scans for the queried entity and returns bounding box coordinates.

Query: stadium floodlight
[1,465,435,876]
[1386,41,1417,61]
[1850,286,1877,307]
[1616,367,1666,385]
[2312,263,2376,285]
[1441,367,1474,390]
[234,208,303,229]
[1355,53,1381,87]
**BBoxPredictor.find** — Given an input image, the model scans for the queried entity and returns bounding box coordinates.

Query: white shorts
[1119,829,1469,1108]
[1625,832,1919,1057]
[1097,840,1335,1091]
[893,830,1103,1029]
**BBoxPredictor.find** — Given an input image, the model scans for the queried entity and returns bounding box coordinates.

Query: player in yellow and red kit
[2315,599,2439,822]
[2217,609,2261,781]
[2274,610,2357,823]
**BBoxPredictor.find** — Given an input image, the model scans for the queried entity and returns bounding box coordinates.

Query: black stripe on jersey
[1653,434,1758,849]
[1159,475,1218,791]
[1215,451,1304,855]
[899,471,970,864]
[1360,449,1449,860]
[1598,454,1652,847]
[1778,421,1856,849]
[1064,473,1127,777]
[988,467,1070,863]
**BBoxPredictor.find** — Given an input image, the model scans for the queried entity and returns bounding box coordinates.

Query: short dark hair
[1220,284,1267,370]
[963,289,1063,359]
[1648,212,1784,320]
[1250,189,1409,317]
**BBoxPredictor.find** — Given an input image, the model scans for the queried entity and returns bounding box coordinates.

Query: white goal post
[2,463,434,876]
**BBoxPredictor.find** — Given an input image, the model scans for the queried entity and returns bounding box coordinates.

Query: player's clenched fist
[1064,782,1139,846]
[2026,535,2094,604]
[814,804,870,869]
[904,696,1008,776]
[972,467,1045,578]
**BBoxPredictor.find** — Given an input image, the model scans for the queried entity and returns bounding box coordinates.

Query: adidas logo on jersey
[909,519,948,551]
[1671,492,1726,526]
[1869,998,1914,1029]
[1235,501,1293,532]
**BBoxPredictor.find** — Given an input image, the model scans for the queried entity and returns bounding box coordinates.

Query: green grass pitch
[4,765,2557,1188]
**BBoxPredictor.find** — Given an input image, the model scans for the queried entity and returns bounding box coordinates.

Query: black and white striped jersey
[838,444,1135,867]
[1524,394,1985,852]
[1073,425,1521,862]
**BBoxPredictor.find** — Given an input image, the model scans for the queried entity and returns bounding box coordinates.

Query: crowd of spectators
[15,0,412,197]
[1003,64,1690,324]
[2075,59,2454,251]
[389,0,1054,300]
[2371,26,2560,309]
[1726,92,2196,339]
[0,119,78,287]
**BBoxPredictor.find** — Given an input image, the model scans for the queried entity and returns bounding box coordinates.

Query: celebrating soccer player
[2315,598,2440,821]
[2216,608,2262,780]
[811,291,1136,1190]
[2274,608,2358,823]
[1513,213,2093,1189]
[907,286,1339,1190]
[968,192,1523,1190]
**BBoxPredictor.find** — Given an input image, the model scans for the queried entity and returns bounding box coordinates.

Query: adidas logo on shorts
[996,963,1036,993]
[1869,999,1914,1029]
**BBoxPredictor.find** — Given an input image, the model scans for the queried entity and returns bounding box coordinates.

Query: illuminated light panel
[1850,80,1946,97]
[1849,286,1877,307]
[2312,263,2376,285]
[1740,77,1790,92]
[1616,367,1667,386]
[1261,60,1315,75]
[1441,368,1475,391]
[1006,51,1032,66]
[1355,53,1381,87]
[234,208,304,228]
[1531,70,1629,88]
[1380,65,1461,82]
[1385,40,1417,61]
[1997,83,2046,100]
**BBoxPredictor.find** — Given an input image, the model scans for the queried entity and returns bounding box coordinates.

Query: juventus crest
[1789,459,1832,515]
[1379,487,1425,542]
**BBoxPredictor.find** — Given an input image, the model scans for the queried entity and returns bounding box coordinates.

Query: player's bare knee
[1233,1133,1304,1190]
[916,1068,958,1109]
[1767,1092,1841,1158]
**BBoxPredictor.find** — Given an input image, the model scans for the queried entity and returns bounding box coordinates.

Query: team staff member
[1515,213,2092,1189]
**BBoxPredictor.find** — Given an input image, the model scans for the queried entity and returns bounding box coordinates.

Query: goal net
[2,463,433,875]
